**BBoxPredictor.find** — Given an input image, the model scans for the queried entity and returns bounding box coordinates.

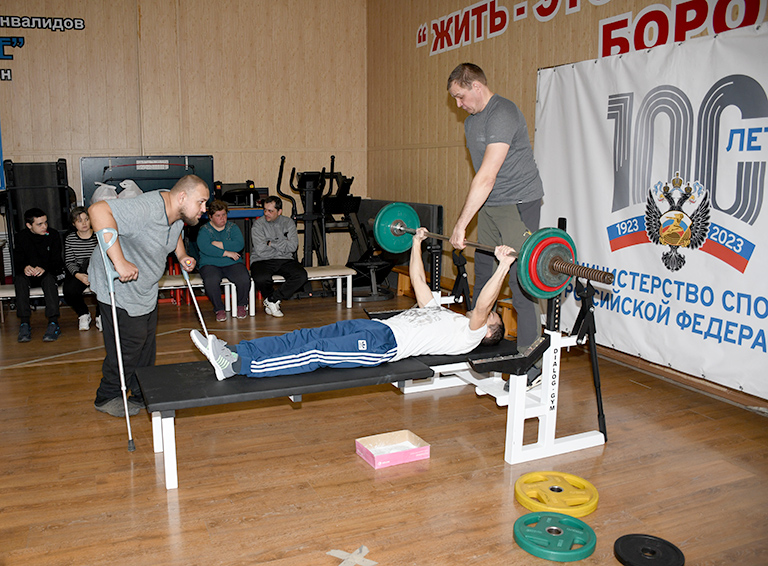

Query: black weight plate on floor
[614,534,685,566]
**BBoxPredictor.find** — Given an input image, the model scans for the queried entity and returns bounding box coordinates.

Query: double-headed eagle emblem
[645,173,710,272]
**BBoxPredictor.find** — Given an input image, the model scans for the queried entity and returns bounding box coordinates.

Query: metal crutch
[95,228,135,452]
[181,265,209,338]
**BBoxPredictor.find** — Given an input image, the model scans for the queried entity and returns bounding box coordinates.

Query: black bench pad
[412,338,519,367]
[137,358,435,413]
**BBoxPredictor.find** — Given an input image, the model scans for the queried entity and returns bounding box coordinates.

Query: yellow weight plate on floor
[515,471,599,518]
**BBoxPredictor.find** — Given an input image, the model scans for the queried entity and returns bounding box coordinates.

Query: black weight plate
[535,242,572,288]
[614,534,685,566]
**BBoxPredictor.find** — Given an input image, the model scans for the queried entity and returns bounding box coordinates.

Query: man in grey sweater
[250,196,307,317]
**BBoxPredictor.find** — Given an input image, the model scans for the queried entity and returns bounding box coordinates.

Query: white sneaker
[95,315,103,332]
[190,330,238,381]
[78,313,92,331]
[263,298,284,318]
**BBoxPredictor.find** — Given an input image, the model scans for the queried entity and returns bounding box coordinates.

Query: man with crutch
[88,175,210,418]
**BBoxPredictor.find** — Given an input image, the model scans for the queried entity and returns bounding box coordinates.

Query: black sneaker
[526,366,543,390]
[42,322,61,342]
[18,323,32,342]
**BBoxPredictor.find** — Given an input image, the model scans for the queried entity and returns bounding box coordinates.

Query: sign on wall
[534,24,767,399]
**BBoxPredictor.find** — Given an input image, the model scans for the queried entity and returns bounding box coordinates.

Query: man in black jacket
[14,208,64,342]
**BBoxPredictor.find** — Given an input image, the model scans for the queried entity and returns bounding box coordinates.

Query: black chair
[0,159,75,277]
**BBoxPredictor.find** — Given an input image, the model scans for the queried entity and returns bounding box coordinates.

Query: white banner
[534,25,768,399]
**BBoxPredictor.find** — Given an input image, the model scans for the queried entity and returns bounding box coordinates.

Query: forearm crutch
[182,267,209,338]
[96,228,135,452]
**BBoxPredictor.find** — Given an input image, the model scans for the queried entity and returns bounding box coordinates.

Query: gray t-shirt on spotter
[88,190,184,317]
[464,94,544,206]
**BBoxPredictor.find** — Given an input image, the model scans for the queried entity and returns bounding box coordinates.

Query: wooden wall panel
[1,0,367,267]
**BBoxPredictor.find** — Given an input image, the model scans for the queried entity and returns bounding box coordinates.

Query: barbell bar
[373,202,615,299]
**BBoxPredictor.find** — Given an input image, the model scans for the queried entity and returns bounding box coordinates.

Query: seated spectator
[250,196,307,318]
[197,199,251,321]
[63,206,101,331]
[14,207,64,342]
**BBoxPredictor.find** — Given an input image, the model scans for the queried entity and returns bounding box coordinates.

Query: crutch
[95,228,135,452]
[181,263,209,338]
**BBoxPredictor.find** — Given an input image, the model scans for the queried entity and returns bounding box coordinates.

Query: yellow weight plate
[515,471,599,518]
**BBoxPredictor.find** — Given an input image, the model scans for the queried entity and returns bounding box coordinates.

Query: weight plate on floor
[515,471,599,517]
[514,511,596,562]
[373,202,420,254]
[614,534,685,566]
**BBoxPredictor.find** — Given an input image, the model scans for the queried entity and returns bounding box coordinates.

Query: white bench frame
[244,265,355,315]
[157,264,355,316]
[0,283,92,323]
[397,329,605,466]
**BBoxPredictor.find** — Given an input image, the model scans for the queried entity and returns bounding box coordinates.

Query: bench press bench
[138,358,435,489]
[138,338,601,490]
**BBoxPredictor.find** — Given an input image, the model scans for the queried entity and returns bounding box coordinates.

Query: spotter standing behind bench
[192,227,515,380]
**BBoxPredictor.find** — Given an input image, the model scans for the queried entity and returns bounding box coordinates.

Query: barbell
[372,202,614,299]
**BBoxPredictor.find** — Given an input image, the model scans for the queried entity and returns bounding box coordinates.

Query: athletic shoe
[236,305,247,319]
[18,323,32,343]
[42,322,61,342]
[78,313,92,331]
[94,397,141,417]
[95,315,103,332]
[526,366,543,390]
[503,368,543,392]
[263,298,284,318]
[215,310,227,322]
[190,329,238,381]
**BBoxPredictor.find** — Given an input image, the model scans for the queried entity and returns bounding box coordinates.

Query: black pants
[199,263,251,312]
[250,259,308,302]
[14,272,60,323]
[62,273,99,318]
[95,301,157,404]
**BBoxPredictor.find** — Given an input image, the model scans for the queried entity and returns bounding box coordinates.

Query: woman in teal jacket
[197,200,251,320]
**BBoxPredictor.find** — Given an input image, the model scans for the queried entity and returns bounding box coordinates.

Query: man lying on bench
[192,227,516,380]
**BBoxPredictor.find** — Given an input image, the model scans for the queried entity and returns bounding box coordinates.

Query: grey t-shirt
[88,190,184,316]
[464,94,544,206]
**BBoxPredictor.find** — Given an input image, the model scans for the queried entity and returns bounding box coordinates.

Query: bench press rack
[398,278,607,465]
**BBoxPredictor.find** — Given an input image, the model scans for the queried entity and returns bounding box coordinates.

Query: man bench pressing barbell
[191,227,515,380]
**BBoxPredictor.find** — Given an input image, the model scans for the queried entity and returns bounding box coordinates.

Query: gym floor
[1,294,767,565]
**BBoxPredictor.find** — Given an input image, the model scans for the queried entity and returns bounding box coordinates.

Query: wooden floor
[1,293,767,565]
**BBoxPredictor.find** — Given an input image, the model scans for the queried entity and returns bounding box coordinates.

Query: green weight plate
[373,202,420,254]
[614,534,685,566]
[518,228,578,299]
[514,511,597,562]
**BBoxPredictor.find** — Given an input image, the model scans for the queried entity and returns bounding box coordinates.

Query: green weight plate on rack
[373,202,421,254]
[514,511,596,562]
